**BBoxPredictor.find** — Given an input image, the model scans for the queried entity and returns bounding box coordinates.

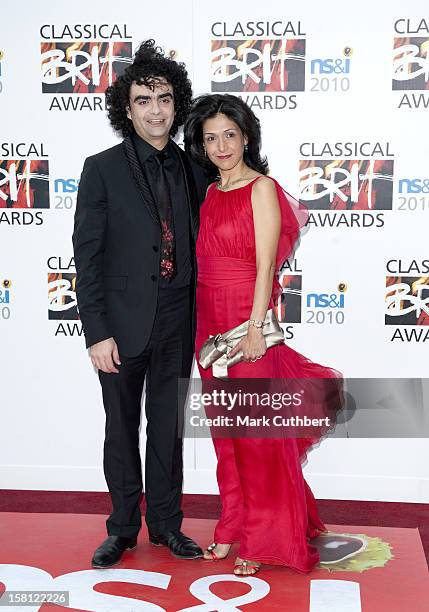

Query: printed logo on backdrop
[275,261,347,330]
[210,20,306,110]
[397,176,429,213]
[40,24,132,111]
[299,141,394,228]
[53,177,79,212]
[0,143,48,226]
[305,282,347,326]
[47,257,82,337]
[385,259,429,343]
[0,279,12,321]
[393,18,429,110]
[275,258,302,340]
[310,46,352,95]
[0,49,4,94]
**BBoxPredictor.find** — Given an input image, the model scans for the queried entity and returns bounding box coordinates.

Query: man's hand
[90,337,121,373]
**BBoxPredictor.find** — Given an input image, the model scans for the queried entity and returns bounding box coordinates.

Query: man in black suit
[72,40,206,568]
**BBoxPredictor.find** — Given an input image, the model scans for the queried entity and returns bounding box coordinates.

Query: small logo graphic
[393,37,429,90]
[48,272,78,320]
[41,41,132,93]
[397,178,429,211]
[53,177,79,211]
[398,178,429,194]
[0,160,50,208]
[0,279,11,304]
[211,39,305,92]
[276,274,302,323]
[306,291,345,309]
[54,178,79,193]
[0,279,12,320]
[299,159,394,210]
[310,47,352,75]
[305,284,347,325]
[385,276,429,325]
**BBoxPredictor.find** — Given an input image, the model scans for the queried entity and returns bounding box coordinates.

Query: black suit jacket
[72,139,207,357]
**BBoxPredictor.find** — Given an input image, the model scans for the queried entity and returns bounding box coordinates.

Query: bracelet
[248,319,264,329]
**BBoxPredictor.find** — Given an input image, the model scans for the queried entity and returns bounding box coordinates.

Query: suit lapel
[123,136,200,239]
[122,136,159,224]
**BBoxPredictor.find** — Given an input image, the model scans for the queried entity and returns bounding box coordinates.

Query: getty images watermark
[179,377,341,439]
[178,378,429,439]
[188,387,331,430]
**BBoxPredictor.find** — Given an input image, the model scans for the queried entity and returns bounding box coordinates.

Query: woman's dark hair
[106,39,193,138]
[184,94,269,180]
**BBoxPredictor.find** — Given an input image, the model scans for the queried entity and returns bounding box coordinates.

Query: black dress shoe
[149,530,203,559]
[91,535,137,568]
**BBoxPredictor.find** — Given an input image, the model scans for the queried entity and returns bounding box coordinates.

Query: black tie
[155,151,176,280]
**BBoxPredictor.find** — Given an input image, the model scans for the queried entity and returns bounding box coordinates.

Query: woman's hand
[229,326,267,362]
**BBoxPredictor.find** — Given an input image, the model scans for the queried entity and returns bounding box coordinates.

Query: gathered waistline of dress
[197,255,257,287]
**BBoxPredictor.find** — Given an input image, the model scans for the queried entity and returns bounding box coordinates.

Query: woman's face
[202,113,247,172]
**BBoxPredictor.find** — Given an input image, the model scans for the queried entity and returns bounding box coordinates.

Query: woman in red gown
[184,94,342,576]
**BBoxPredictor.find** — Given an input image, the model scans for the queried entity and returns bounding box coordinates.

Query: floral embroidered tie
[155,151,176,280]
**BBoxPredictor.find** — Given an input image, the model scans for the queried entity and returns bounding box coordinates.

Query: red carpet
[0,513,428,611]
[1,490,428,565]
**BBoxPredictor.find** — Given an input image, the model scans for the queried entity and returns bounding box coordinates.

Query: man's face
[127,78,175,148]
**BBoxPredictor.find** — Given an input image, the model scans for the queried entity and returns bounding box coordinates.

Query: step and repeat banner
[0,1,428,500]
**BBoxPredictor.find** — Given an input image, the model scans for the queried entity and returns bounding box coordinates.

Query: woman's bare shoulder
[252,175,278,197]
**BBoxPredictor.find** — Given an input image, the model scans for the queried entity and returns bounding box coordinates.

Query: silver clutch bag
[198,309,284,378]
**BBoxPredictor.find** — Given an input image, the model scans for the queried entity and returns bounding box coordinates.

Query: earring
[244,144,248,152]
[204,148,207,157]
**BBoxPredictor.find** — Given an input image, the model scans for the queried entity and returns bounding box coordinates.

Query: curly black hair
[184,94,269,180]
[106,40,193,138]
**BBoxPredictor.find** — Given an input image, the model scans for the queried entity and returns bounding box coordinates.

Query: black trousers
[98,285,193,538]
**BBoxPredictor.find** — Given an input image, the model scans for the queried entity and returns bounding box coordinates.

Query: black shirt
[132,132,192,289]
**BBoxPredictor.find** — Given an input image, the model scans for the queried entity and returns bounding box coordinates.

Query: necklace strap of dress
[216,176,262,192]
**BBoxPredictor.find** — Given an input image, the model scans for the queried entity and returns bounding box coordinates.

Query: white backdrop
[1,0,428,502]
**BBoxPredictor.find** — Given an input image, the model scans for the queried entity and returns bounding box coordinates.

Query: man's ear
[126,106,131,120]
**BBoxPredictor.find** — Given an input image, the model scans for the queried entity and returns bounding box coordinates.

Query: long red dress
[195,176,341,572]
